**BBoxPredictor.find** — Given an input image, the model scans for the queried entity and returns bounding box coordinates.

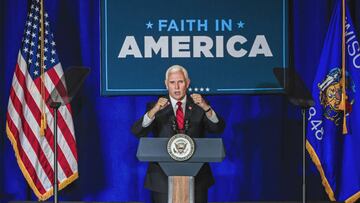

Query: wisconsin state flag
[306,0,360,202]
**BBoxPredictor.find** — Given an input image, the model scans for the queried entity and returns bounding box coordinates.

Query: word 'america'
[118,35,273,58]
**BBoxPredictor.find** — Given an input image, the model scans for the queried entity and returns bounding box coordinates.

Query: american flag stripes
[6,0,78,200]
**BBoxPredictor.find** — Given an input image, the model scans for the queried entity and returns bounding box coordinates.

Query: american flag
[6,0,78,200]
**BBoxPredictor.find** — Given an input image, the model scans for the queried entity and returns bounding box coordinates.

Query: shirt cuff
[207,110,219,123]
[142,113,155,127]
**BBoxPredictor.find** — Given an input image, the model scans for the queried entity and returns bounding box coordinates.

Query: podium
[136,137,225,203]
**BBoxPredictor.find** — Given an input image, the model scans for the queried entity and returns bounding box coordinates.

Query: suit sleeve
[198,98,225,134]
[131,102,155,138]
[203,113,225,134]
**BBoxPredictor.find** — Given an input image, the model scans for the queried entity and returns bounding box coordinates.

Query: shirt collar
[169,95,187,109]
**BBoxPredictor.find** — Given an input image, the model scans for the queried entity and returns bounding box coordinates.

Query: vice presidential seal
[167,134,195,161]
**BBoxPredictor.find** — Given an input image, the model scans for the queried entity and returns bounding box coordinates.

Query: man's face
[165,71,190,101]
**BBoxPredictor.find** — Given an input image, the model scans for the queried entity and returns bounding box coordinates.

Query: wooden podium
[136,138,225,203]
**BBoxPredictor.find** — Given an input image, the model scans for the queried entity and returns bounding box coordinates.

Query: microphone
[171,115,177,132]
[184,119,190,134]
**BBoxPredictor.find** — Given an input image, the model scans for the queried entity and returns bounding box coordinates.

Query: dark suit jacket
[131,95,225,193]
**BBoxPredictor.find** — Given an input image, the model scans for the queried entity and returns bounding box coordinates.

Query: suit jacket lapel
[185,96,194,123]
[162,95,177,135]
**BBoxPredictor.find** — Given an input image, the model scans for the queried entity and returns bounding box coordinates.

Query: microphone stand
[50,102,62,203]
[302,109,306,203]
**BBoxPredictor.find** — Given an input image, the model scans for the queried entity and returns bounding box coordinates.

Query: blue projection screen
[101,0,288,95]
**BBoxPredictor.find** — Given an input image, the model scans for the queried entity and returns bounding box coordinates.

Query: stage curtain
[1,0,360,202]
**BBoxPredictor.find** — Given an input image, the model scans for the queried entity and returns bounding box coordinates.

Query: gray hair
[165,65,189,81]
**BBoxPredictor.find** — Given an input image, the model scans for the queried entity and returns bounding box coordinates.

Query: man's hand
[147,97,169,119]
[190,93,210,111]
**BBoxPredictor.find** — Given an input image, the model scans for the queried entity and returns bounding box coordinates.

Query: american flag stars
[21,4,59,79]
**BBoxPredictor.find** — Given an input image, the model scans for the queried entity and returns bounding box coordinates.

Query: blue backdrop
[1,0,360,202]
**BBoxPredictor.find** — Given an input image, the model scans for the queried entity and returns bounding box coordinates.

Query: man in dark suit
[131,64,225,203]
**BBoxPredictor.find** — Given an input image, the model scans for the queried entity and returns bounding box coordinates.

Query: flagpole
[341,0,348,134]
[39,1,58,203]
[40,0,46,136]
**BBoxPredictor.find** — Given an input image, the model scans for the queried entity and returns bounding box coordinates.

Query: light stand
[273,67,314,203]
